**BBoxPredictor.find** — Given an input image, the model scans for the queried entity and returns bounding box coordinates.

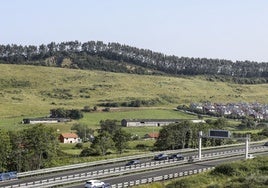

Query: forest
[1,41,268,84]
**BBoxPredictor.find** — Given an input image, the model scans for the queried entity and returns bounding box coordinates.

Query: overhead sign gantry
[198,130,250,160]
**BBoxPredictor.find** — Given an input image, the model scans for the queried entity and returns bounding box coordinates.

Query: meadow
[1,63,268,132]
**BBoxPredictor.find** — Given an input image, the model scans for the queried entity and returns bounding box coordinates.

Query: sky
[1,0,268,62]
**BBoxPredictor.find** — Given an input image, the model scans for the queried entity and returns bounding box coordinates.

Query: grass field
[78,108,196,128]
[1,64,268,131]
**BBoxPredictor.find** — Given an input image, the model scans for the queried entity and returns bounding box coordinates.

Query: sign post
[198,131,202,160]
[208,129,231,139]
[198,129,250,161]
[245,134,250,159]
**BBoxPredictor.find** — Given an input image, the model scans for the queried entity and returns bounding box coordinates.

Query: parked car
[264,142,268,146]
[168,153,184,160]
[154,153,168,160]
[125,159,140,166]
[85,179,105,188]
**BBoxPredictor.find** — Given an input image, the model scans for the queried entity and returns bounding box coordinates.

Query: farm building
[59,133,82,144]
[144,132,159,139]
[22,118,71,124]
[121,119,205,127]
[121,119,180,127]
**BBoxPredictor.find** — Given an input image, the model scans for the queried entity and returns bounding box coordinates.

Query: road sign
[208,129,231,138]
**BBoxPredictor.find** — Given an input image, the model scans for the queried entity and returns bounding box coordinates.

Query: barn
[121,119,181,127]
[121,119,205,127]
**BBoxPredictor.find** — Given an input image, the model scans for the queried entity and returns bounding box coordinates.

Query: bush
[75,143,83,149]
[80,148,96,157]
[136,144,148,150]
[212,163,237,176]
[102,107,110,112]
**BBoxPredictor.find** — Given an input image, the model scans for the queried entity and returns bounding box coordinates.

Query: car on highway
[247,154,254,159]
[168,153,184,160]
[85,179,105,188]
[125,159,140,166]
[0,171,17,181]
[154,153,168,160]
[103,183,111,188]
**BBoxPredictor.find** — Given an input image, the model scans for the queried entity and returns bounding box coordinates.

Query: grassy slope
[1,64,268,130]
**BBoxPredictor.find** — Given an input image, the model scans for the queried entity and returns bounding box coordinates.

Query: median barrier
[3,146,267,188]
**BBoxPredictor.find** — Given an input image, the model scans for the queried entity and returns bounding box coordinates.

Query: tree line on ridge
[1,41,268,83]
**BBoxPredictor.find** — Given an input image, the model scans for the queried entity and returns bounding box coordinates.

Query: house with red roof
[144,132,159,139]
[59,133,81,144]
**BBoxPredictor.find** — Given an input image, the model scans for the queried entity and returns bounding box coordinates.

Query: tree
[50,108,68,118]
[238,117,256,129]
[260,127,268,137]
[99,119,120,135]
[113,129,131,154]
[50,108,83,119]
[0,130,12,172]
[69,109,83,119]
[80,147,96,157]
[154,126,173,150]
[71,123,94,142]
[90,131,114,156]
[154,121,200,150]
[214,117,229,129]
[21,125,59,170]
[7,131,24,172]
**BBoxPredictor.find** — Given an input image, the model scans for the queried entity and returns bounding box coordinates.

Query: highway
[67,152,268,188]
[0,143,267,188]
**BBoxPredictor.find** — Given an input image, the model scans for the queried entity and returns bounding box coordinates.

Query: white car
[85,180,105,188]
[247,154,254,159]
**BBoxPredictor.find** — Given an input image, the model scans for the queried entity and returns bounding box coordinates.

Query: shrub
[136,144,148,150]
[75,143,83,149]
[212,163,237,176]
[80,148,96,157]
[102,107,110,112]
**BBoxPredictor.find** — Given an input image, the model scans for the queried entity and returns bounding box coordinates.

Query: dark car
[0,171,17,181]
[154,153,168,160]
[125,160,140,166]
[104,183,111,188]
[168,153,184,160]
[264,142,268,146]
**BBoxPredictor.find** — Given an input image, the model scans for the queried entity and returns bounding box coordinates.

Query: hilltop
[1,41,268,84]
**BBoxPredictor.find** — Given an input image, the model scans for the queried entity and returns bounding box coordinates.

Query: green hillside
[1,64,268,120]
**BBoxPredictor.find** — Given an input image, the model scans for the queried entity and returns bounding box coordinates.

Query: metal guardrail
[110,167,216,188]
[17,141,266,178]
[17,148,195,178]
[2,146,267,188]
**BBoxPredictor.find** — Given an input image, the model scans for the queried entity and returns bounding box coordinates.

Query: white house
[59,133,81,144]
